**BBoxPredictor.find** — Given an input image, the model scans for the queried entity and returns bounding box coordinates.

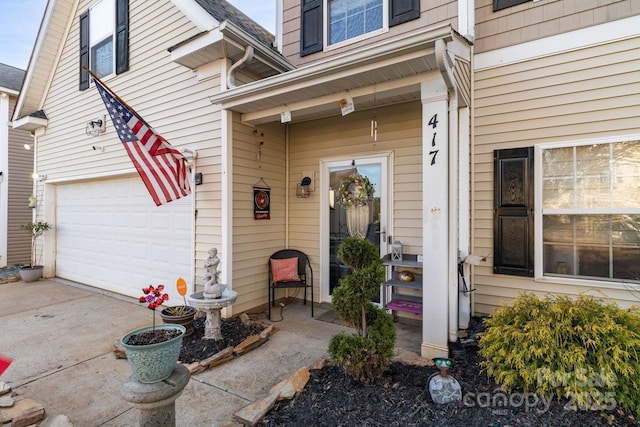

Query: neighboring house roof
[0,63,25,93]
[194,0,275,49]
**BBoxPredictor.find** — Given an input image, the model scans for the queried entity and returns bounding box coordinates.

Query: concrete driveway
[0,278,422,426]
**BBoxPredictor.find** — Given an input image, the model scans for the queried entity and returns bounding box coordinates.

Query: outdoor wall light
[24,143,33,150]
[85,116,106,137]
[296,176,312,198]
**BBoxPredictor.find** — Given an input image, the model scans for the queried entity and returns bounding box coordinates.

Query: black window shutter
[115,0,129,75]
[389,0,420,27]
[493,0,531,12]
[493,147,534,277]
[300,0,323,57]
[79,11,90,91]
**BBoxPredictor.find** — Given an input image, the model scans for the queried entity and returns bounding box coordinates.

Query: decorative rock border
[113,313,278,376]
[232,358,328,426]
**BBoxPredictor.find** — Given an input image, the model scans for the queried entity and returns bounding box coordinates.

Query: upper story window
[90,0,115,78]
[300,0,419,57]
[328,0,385,46]
[493,0,531,12]
[79,0,129,91]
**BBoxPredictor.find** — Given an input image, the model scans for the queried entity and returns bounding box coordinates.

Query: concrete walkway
[0,278,422,426]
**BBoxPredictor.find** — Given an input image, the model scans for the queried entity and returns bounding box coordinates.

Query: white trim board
[474,15,640,71]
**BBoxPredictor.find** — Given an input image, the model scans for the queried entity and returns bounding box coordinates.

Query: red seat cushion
[271,257,301,283]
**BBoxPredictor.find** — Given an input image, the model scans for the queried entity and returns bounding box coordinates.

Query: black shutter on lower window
[115,0,129,75]
[493,147,534,277]
[79,11,90,91]
[493,0,531,12]
[300,0,323,57]
[389,0,420,27]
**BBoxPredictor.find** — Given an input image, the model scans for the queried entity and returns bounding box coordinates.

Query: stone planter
[19,266,44,282]
[121,324,185,384]
[159,306,197,337]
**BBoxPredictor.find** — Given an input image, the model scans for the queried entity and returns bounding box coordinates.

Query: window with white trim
[90,0,115,78]
[79,0,128,90]
[539,140,640,283]
[328,0,385,46]
[299,0,419,56]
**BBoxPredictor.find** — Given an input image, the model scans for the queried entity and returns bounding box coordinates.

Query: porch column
[420,78,450,359]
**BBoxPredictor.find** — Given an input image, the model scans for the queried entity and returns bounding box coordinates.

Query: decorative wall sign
[254,178,271,220]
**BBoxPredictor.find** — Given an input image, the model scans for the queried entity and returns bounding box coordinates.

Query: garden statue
[428,354,462,404]
[203,247,225,298]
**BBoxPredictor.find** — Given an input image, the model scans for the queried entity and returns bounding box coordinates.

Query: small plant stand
[121,364,190,427]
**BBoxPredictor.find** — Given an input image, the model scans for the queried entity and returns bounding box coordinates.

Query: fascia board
[210,23,452,108]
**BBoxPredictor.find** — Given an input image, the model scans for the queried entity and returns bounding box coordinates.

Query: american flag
[94,79,191,206]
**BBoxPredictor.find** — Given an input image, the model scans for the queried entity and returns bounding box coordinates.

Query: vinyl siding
[7,95,32,265]
[36,1,224,283]
[474,0,640,53]
[472,35,640,314]
[282,0,458,66]
[231,118,287,314]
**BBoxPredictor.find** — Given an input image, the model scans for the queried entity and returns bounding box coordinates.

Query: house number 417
[428,113,439,166]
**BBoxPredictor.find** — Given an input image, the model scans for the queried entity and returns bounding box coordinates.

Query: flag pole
[82,66,143,123]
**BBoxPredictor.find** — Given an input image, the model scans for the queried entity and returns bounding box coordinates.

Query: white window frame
[534,134,640,285]
[323,0,389,51]
[89,0,116,79]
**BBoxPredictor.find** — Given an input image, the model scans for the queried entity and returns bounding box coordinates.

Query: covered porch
[207,24,472,359]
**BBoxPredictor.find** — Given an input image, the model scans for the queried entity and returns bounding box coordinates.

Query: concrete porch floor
[0,278,423,426]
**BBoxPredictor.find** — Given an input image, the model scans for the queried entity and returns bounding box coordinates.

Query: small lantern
[391,241,403,261]
[296,176,312,198]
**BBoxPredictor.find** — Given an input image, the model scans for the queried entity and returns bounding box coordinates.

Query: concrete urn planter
[121,324,185,384]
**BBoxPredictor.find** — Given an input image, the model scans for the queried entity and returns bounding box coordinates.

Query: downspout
[182,148,198,293]
[227,46,254,89]
[436,39,460,343]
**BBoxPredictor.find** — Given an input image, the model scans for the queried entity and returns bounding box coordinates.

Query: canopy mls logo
[462,368,618,414]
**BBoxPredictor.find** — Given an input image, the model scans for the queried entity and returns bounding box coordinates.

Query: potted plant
[121,285,186,383]
[159,278,197,336]
[19,220,52,282]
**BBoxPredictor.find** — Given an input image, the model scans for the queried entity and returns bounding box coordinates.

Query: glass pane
[329,165,381,300]
[612,141,640,208]
[575,145,610,208]
[577,246,609,278]
[89,0,114,44]
[543,243,574,276]
[612,215,640,245]
[543,215,573,243]
[574,215,610,245]
[613,246,640,281]
[329,0,382,45]
[92,38,113,78]
[542,147,574,208]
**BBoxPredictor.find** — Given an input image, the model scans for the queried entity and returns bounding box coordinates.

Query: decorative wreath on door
[336,174,374,210]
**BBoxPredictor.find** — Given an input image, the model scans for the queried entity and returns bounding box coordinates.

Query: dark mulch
[258,323,638,427]
[178,316,264,364]
[125,329,182,345]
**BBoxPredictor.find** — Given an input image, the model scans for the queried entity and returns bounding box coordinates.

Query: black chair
[268,249,314,320]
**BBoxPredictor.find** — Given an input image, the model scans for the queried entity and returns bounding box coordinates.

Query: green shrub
[478,293,640,417]
[328,237,396,383]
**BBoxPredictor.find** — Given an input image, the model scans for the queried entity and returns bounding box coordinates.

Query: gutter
[210,24,453,107]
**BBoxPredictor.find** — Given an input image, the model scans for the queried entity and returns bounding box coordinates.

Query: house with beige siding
[472,0,640,317]
[0,64,33,266]
[14,0,640,360]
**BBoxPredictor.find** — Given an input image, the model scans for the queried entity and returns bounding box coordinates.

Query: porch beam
[240,72,434,125]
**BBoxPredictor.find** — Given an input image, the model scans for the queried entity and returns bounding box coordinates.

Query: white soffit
[475,15,640,71]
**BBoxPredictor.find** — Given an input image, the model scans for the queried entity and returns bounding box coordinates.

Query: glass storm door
[321,157,388,303]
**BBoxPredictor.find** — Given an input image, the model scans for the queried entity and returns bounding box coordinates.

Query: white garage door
[56,176,192,302]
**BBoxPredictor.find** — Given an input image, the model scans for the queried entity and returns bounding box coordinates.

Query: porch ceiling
[210,24,471,125]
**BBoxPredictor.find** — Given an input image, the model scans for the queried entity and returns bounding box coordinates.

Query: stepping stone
[0,395,14,407]
[0,382,11,395]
